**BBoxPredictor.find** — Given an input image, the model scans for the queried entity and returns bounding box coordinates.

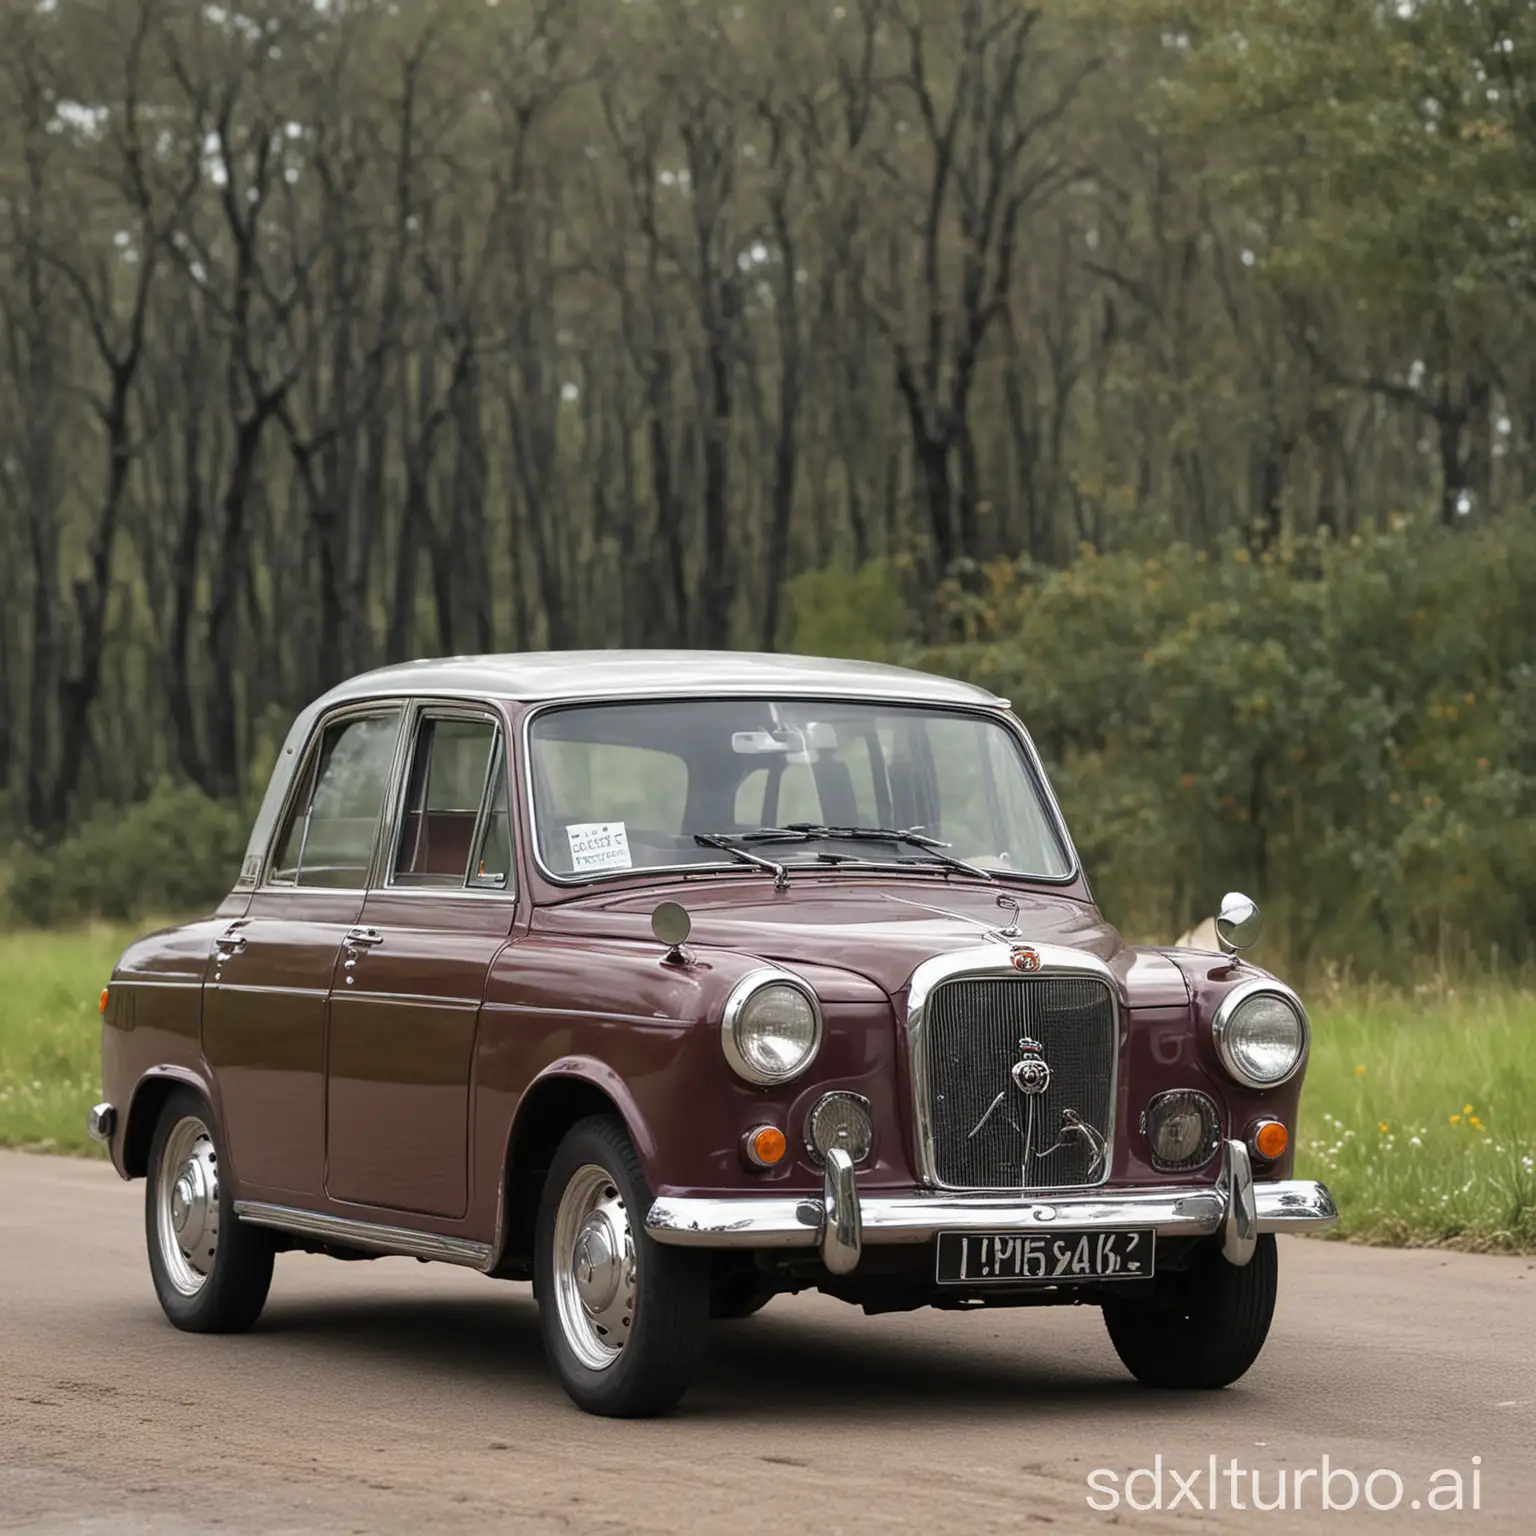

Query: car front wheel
[145,1088,273,1333]
[1102,1233,1278,1389]
[535,1115,709,1417]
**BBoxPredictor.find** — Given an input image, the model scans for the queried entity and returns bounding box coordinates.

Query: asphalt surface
[2,1150,1533,1533]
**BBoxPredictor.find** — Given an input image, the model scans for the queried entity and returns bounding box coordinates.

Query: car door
[203,705,406,1198]
[323,704,516,1219]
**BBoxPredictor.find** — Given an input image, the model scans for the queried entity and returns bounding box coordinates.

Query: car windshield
[527,699,1073,883]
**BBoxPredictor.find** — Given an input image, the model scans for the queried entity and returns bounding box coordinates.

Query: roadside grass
[2,926,1533,1252]
[0,925,130,1156]
[1297,981,1536,1253]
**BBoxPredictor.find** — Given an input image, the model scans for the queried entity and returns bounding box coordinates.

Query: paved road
[2,1151,1533,1534]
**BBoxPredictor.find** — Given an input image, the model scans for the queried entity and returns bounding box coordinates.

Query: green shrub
[785,558,911,660]
[4,784,250,927]
[904,523,1536,978]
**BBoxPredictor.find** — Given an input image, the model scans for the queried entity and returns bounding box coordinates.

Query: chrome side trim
[1221,1138,1258,1266]
[233,1201,493,1269]
[904,944,1121,1190]
[821,1148,861,1274]
[94,977,202,990]
[644,1176,1338,1251]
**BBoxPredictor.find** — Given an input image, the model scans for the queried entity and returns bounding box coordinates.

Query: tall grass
[1297,981,1536,1251]
[0,925,125,1154]
[2,928,1532,1251]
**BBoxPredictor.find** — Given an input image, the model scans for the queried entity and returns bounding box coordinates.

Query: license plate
[935,1228,1154,1285]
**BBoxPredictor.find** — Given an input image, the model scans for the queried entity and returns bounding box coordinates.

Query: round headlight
[1146,1089,1221,1171]
[805,1091,874,1165]
[1212,984,1308,1088]
[722,971,822,1085]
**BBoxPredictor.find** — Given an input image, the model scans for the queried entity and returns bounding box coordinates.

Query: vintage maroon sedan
[91,651,1336,1416]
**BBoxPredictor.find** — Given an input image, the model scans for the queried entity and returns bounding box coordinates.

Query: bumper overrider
[646,1139,1337,1276]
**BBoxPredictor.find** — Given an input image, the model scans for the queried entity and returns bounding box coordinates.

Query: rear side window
[269,712,403,887]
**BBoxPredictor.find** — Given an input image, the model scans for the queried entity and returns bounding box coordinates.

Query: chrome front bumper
[645,1139,1337,1275]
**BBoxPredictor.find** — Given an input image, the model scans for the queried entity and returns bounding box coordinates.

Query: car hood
[533,878,1191,1007]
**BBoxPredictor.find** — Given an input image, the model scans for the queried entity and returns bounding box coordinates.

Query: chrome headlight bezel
[1211,979,1309,1089]
[721,969,823,1086]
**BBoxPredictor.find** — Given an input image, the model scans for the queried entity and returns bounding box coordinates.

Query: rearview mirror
[731,723,839,758]
[732,731,790,755]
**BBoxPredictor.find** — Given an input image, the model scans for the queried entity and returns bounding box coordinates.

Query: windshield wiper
[693,833,790,890]
[750,824,995,883]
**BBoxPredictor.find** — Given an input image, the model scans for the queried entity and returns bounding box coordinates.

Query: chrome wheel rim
[156,1115,220,1296]
[552,1163,635,1372]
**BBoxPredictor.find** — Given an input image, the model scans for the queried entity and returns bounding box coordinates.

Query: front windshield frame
[519,694,1081,891]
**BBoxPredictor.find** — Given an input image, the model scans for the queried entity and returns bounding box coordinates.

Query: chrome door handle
[215,932,248,957]
[344,927,384,948]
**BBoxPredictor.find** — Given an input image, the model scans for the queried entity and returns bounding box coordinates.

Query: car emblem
[1010,945,1042,973]
[1010,1036,1052,1097]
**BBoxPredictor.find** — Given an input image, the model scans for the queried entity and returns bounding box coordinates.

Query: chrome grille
[923,976,1116,1190]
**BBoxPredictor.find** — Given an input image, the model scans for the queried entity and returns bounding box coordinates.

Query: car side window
[391,715,509,889]
[468,741,512,890]
[270,711,403,887]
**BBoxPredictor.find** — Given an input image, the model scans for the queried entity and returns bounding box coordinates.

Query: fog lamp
[1146,1089,1221,1172]
[805,1091,874,1166]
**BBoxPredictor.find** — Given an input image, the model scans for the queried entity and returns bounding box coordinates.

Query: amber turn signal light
[99,988,109,1015]
[743,1125,788,1168]
[1251,1119,1289,1161]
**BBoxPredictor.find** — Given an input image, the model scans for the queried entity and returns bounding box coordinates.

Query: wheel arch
[122,1067,216,1178]
[490,1059,656,1275]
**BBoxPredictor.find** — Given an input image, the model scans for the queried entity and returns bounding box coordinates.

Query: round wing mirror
[1215,891,1262,953]
[651,900,692,956]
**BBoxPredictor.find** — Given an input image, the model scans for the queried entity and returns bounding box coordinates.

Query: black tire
[709,1273,775,1321]
[145,1088,274,1333]
[1102,1234,1278,1389]
[535,1114,709,1417]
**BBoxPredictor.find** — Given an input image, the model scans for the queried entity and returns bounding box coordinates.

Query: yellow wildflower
[1450,1114,1462,1125]
[1470,1116,1483,1130]
[1355,1065,1366,1078]
[1464,1104,1473,1115]
[1378,1122,1389,1134]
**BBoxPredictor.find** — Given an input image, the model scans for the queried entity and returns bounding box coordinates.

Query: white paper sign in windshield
[566,821,633,873]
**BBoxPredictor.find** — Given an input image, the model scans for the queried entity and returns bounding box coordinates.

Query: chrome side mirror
[652,900,692,964]
[1215,891,1262,953]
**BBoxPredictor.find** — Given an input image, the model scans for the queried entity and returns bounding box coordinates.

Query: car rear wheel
[535,1115,709,1417]
[145,1088,273,1333]
[1102,1234,1278,1389]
